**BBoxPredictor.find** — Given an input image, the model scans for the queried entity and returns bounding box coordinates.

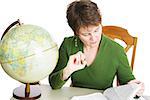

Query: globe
[0,20,59,99]
[0,23,58,84]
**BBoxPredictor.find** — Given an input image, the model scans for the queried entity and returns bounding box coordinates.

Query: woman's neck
[84,45,99,52]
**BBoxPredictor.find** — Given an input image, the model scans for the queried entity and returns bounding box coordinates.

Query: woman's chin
[90,43,99,48]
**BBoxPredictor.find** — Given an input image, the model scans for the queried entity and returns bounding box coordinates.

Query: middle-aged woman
[49,0,144,97]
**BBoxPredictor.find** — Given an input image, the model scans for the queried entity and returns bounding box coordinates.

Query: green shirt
[49,35,135,90]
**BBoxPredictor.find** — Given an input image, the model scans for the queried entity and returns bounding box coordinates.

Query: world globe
[0,20,58,99]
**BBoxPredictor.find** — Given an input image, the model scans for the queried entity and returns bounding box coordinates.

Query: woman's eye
[83,33,90,36]
[94,30,98,32]
[94,28,99,32]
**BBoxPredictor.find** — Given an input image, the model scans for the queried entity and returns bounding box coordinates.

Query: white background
[0,0,149,99]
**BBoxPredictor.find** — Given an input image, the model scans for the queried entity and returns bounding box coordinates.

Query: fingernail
[74,59,76,64]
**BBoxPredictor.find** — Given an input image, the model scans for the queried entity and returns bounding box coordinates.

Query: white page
[103,83,142,100]
[71,93,107,100]
[137,97,147,100]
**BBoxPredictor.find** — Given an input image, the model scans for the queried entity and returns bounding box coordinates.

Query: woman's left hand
[128,79,145,96]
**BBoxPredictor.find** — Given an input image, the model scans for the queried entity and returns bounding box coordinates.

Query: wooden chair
[102,26,137,70]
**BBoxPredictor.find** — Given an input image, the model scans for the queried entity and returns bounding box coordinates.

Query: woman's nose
[90,33,96,41]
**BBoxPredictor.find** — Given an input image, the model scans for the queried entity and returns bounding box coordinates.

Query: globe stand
[13,83,41,100]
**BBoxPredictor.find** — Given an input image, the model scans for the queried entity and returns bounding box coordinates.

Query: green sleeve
[117,46,135,85]
[49,38,69,89]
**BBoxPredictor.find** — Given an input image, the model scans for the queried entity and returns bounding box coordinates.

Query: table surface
[11,84,150,100]
[11,84,101,100]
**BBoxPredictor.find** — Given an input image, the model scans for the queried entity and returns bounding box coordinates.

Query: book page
[103,83,142,100]
[137,97,147,100]
[71,93,107,100]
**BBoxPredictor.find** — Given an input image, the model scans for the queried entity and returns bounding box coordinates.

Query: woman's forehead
[79,25,100,32]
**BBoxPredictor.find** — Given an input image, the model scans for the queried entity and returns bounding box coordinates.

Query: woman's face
[78,24,102,48]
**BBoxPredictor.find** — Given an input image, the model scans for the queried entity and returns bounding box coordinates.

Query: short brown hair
[66,0,101,35]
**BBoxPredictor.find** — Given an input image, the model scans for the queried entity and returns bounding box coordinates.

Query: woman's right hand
[62,51,87,80]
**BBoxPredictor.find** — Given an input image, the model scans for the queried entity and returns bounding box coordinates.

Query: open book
[71,83,146,100]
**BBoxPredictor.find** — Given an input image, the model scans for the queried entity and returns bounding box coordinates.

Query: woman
[49,0,144,96]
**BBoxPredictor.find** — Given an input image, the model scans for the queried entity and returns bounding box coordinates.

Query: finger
[70,55,77,64]
[136,89,144,96]
[128,79,141,84]
[78,60,87,70]
[80,53,86,64]
[82,60,87,67]
[77,52,82,64]
[78,51,83,55]
[136,83,145,96]
[77,51,83,64]
[70,54,79,65]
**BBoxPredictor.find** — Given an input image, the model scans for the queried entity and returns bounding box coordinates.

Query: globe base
[13,83,41,100]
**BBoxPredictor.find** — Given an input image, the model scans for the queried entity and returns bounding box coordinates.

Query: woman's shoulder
[62,36,80,55]
[102,35,124,51]
[61,36,77,50]
[63,36,76,43]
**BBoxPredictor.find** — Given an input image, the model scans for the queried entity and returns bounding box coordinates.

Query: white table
[11,85,150,100]
[11,84,101,100]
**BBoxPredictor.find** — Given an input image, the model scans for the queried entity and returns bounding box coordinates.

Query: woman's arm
[116,46,135,85]
[49,38,87,89]
[49,38,69,89]
[116,46,144,96]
